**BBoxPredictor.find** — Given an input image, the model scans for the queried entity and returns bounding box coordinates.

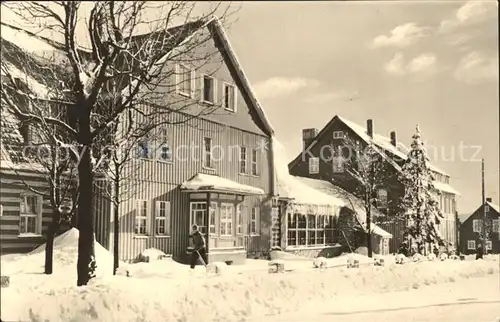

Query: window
[250,207,260,235]
[473,219,482,233]
[203,137,213,168]
[201,75,216,104]
[332,156,344,173]
[190,202,207,235]
[377,189,388,208]
[155,201,171,236]
[220,203,233,237]
[251,149,258,176]
[287,212,336,247]
[19,195,41,235]
[176,64,194,97]
[486,240,492,250]
[485,205,490,212]
[492,219,499,233]
[137,140,150,159]
[239,146,247,174]
[236,204,243,235]
[467,240,476,250]
[223,83,236,112]
[308,157,319,174]
[156,129,172,162]
[209,202,217,235]
[135,200,149,236]
[332,131,344,139]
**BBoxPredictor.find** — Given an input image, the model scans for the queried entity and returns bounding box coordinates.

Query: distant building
[459,198,500,254]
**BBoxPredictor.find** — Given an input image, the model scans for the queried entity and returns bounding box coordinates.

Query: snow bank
[2,253,497,322]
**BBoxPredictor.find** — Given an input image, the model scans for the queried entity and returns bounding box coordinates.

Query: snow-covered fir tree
[401,125,444,254]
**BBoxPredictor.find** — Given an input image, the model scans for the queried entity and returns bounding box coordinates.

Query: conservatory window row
[286,213,339,247]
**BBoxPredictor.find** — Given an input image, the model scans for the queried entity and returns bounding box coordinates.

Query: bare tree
[337,136,401,257]
[1,1,235,286]
[0,48,78,274]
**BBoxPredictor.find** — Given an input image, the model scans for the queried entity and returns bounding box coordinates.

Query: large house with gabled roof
[1,17,277,264]
[288,115,460,253]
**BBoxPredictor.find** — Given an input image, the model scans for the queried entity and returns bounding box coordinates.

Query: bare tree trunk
[113,172,120,275]
[44,209,61,274]
[77,107,96,286]
[367,205,373,258]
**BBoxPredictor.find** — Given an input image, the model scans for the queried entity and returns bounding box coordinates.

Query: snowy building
[459,198,500,255]
[287,116,460,253]
[0,19,276,263]
[272,137,392,257]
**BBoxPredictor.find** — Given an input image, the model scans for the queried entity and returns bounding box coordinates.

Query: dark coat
[191,231,205,251]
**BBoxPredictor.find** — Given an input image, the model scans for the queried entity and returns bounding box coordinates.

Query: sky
[1,1,498,214]
[225,1,499,214]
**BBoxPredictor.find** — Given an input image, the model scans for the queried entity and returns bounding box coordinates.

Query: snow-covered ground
[1,229,498,322]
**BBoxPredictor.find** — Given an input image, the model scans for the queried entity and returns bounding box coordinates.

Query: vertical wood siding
[0,169,53,253]
[94,115,273,261]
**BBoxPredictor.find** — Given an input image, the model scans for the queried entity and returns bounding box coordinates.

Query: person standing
[190,225,208,269]
[476,242,483,260]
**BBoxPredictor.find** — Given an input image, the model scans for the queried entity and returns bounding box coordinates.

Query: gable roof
[459,201,500,224]
[288,114,459,195]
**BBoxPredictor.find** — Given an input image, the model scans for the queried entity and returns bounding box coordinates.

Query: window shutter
[155,200,161,236]
[256,207,261,235]
[213,78,218,104]
[37,196,43,234]
[199,75,204,103]
[174,64,180,94]
[233,85,238,112]
[166,201,171,236]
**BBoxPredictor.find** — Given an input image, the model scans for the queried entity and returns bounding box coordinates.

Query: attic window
[176,64,194,98]
[485,205,490,212]
[18,123,33,144]
[223,83,236,112]
[333,131,344,139]
[201,75,216,104]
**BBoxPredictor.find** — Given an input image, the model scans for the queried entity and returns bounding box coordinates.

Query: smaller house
[459,197,500,254]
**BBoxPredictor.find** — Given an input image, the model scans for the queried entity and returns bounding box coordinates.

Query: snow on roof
[2,62,50,97]
[458,213,472,224]
[180,173,265,195]
[272,137,345,209]
[0,23,63,57]
[433,181,461,196]
[337,116,449,176]
[487,201,500,214]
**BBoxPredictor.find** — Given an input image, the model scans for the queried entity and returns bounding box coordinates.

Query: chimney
[486,197,492,203]
[302,128,319,150]
[390,131,397,147]
[367,119,373,138]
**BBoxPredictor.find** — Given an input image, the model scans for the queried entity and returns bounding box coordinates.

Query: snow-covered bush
[137,248,168,263]
[412,253,424,263]
[427,253,437,261]
[313,257,328,269]
[395,254,406,264]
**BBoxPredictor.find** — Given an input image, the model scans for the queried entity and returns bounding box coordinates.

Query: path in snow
[255,275,500,322]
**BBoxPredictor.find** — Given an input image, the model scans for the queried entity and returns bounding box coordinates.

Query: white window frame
[239,146,247,174]
[156,128,173,163]
[200,74,216,105]
[136,139,151,159]
[222,82,237,112]
[486,240,492,250]
[377,189,388,208]
[250,207,260,236]
[308,157,319,174]
[485,205,490,212]
[236,203,243,235]
[332,131,344,139]
[492,219,499,233]
[332,156,344,173]
[175,63,195,98]
[251,149,258,176]
[155,201,171,237]
[134,200,150,237]
[209,202,217,236]
[203,137,213,169]
[19,194,42,236]
[190,202,208,235]
[467,240,476,250]
[473,219,482,233]
[220,203,233,237]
